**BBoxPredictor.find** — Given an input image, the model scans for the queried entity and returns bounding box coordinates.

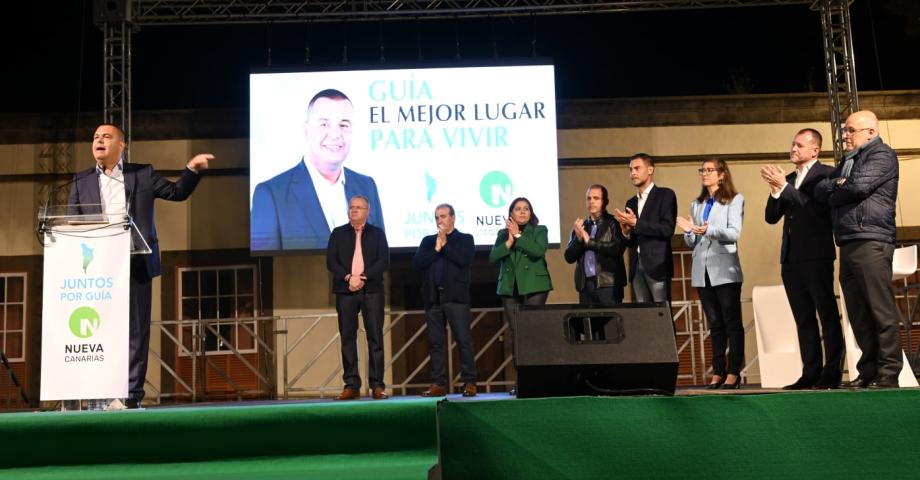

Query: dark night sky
[3,0,919,115]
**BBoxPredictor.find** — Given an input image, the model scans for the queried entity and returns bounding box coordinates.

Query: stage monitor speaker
[513,303,678,398]
[93,0,132,25]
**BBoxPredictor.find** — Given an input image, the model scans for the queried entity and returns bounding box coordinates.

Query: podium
[37,204,150,405]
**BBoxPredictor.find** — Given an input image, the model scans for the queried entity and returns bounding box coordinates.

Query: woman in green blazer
[489,197,553,366]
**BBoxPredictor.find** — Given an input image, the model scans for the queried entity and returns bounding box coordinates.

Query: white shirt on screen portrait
[303,157,347,232]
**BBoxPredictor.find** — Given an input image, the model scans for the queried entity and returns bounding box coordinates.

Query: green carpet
[0,398,439,480]
[437,390,920,479]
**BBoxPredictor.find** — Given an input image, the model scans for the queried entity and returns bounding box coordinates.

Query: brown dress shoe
[421,385,447,397]
[372,387,389,400]
[336,387,360,400]
[462,383,477,397]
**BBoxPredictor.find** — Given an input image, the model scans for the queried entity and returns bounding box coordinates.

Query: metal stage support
[813,0,859,163]
[101,19,132,163]
[98,1,857,162]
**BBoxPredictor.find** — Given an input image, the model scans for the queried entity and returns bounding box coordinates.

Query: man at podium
[67,123,213,408]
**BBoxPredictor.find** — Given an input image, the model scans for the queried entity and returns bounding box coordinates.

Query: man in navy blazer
[68,123,212,408]
[251,89,384,251]
[614,154,677,303]
[413,204,478,397]
[762,129,843,390]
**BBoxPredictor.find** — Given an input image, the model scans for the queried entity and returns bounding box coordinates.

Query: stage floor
[3,387,919,480]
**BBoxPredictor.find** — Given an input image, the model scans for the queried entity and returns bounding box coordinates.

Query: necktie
[584,221,598,277]
[351,226,364,278]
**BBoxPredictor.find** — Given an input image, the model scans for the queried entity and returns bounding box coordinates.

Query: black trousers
[781,259,844,382]
[335,290,386,390]
[840,240,903,379]
[128,258,152,401]
[426,294,477,386]
[697,277,744,376]
[501,291,549,360]
[578,277,623,306]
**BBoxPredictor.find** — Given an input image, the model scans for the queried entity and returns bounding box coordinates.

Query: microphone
[36,169,96,247]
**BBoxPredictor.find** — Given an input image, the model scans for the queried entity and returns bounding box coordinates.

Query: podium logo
[479,171,513,208]
[69,306,100,338]
[81,243,94,273]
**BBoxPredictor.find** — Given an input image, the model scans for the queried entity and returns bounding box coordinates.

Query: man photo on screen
[251,88,384,251]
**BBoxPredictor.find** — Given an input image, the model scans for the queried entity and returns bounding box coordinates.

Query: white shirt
[97,160,127,221]
[632,183,655,254]
[637,182,655,217]
[303,157,347,231]
[771,158,819,199]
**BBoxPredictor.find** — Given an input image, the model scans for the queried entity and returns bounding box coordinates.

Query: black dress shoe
[842,377,870,389]
[782,378,817,390]
[125,398,141,409]
[867,376,899,389]
[812,377,842,389]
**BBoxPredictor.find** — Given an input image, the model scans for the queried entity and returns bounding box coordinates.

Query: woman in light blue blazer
[677,158,744,389]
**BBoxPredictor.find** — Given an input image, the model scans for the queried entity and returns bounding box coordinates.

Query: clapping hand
[573,218,590,243]
[759,164,786,194]
[676,214,695,234]
[435,224,448,252]
[613,207,637,236]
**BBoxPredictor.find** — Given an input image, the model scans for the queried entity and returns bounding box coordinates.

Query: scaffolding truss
[100,0,857,161]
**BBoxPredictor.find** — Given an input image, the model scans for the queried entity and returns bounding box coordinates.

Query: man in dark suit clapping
[762,128,844,390]
[413,204,477,398]
[614,154,677,304]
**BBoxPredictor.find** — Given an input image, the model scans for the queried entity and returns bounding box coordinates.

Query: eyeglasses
[697,168,719,175]
[843,127,871,135]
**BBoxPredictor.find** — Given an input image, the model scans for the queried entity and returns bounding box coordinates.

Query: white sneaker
[104,398,127,411]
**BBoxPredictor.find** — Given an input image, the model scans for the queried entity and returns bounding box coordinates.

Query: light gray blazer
[683,193,744,288]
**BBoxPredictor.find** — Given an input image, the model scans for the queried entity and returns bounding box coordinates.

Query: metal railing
[146,300,758,403]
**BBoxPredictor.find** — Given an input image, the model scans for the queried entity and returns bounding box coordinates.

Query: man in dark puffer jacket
[815,110,902,389]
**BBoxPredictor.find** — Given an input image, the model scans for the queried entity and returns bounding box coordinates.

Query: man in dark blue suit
[614,154,677,303]
[762,128,843,390]
[68,123,212,408]
[413,204,478,397]
[251,89,384,251]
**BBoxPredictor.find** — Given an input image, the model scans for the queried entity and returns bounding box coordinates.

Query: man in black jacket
[815,110,902,389]
[326,195,390,400]
[762,129,844,389]
[565,185,626,304]
[413,204,477,397]
[614,154,677,303]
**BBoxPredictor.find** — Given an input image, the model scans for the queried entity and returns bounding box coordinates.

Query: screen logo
[479,171,513,208]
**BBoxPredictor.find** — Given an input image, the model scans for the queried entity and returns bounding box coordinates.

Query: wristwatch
[513,233,522,239]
